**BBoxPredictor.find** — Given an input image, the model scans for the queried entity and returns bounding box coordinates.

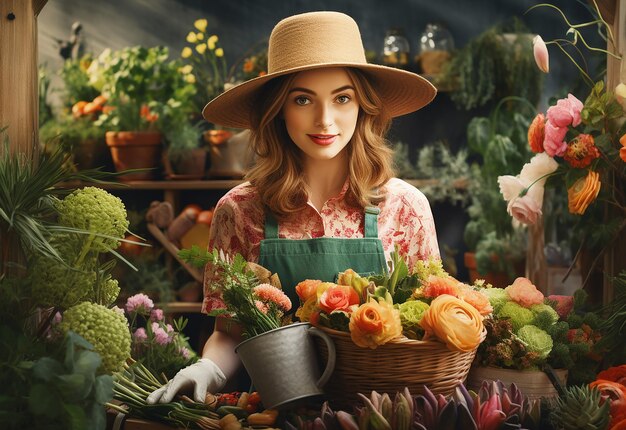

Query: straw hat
[202,11,437,129]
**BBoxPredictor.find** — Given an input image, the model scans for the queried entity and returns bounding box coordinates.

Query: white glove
[146,358,226,404]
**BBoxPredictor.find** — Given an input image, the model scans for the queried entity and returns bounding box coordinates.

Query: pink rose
[546,94,583,127]
[505,277,544,308]
[548,295,574,320]
[543,121,568,157]
[507,195,542,225]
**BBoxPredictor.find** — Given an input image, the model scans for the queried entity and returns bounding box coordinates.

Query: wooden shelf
[163,301,203,314]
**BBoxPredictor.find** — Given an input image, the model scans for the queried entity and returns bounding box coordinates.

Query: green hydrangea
[60,302,130,373]
[412,257,447,282]
[497,301,534,332]
[482,287,509,314]
[398,300,430,328]
[56,187,129,252]
[517,325,553,359]
[531,303,559,329]
[30,235,97,308]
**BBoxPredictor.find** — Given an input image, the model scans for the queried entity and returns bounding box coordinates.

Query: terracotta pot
[464,252,524,289]
[203,129,253,179]
[105,131,163,181]
[466,366,567,401]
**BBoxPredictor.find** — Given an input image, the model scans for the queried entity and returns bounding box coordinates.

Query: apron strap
[364,206,380,238]
[265,206,380,239]
[265,211,279,239]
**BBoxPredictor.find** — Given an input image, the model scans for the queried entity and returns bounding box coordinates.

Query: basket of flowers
[295,253,490,409]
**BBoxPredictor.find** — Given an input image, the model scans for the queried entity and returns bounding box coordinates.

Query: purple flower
[125,293,154,315]
[133,327,148,342]
[151,322,172,345]
[150,309,164,322]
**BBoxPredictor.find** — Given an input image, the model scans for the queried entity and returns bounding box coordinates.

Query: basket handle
[308,327,336,388]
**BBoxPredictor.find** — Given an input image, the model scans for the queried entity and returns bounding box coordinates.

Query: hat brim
[202,63,437,129]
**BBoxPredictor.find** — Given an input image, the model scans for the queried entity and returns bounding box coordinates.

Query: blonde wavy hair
[246,67,395,218]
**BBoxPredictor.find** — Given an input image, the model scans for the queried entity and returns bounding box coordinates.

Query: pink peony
[507,195,542,225]
[151,322,172,345]
[543,121,568,157]
[546,94,583,128]
[125,293,154,315]
[505,277,544,308]
[548,294,574,320]
[150,309,164,321]
[133,327,147,342]
[253,283,292,312]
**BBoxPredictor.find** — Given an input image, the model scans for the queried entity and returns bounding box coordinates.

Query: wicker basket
[314,327,478,409]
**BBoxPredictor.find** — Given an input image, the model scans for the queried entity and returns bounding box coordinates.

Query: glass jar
[417,23,454,75]
[382,28,410,69]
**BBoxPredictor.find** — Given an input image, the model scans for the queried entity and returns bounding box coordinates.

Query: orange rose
[295,279,321,302]
[319,284,359,313]
[420,294,484,352]
[568,171,601,215]
[349,299,402,349]
[457,287,493,316]
[528,113,546,153]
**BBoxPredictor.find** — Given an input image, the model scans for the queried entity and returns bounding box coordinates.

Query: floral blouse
[202,177,440,313]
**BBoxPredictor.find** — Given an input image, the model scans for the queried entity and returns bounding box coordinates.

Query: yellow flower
[180,65,193,74]
[186,32,197,43]
[194,18,207,33]
[181,47,192,59]
[196,32,204,41]
[215,48,224,58]
[568,171,601,215]
[420,294,484,352]
[296,296,318,322]
[207,35,219,50]
[349,298,402,349]
[185,74,196,84]
[196,44,207,54]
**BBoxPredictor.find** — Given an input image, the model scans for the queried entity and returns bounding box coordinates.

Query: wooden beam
[0,0,47,158]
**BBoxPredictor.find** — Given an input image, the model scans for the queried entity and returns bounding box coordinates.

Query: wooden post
[603,0,626,305]
[0,0,47,157]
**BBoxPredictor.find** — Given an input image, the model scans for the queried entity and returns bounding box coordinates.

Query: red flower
[564,134,600,168]
[528,113,546,153]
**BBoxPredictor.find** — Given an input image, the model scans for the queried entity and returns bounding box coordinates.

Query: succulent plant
[549,385,610,430]
[354,389,413,430]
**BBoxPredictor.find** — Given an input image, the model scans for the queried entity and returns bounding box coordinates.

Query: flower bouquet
[293,253,488,408]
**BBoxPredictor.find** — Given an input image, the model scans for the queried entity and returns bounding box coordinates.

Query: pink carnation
[253,283,292,312]
[255,300,269,314]
[133,327,147,342]
[150,309,164,321]
[125,293,154,314]
[151,322,172,345]
[548,294,574,320]
[505,277,544,308]
[543,121,568,157]
[179,347,191,360]
[546,94,583,127]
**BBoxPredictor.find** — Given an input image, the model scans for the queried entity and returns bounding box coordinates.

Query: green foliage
[442,20,542,110]
[549,385,610,430]
[39,116,103,155]
[60,55,100,108]
[596,270,626,366]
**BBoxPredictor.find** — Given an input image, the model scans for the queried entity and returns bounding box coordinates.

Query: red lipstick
[307,134,337,146]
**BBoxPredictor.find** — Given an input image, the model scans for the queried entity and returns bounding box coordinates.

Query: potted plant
[88,46,197,180]
[463,97,536,286]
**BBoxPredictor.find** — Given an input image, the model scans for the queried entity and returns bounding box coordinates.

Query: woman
[148,10,439,404]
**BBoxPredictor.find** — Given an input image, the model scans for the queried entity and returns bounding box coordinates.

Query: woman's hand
[146,358,226,404]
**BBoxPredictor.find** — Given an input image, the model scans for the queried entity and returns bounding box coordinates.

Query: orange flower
[505,277,544,307]
[568,171,601,215]
[295,279,321,302]
[422,275,460,298]
[620,133,626,162]
[597,365,626,385]
[349,299,402,349]
[243,59,254,73]
[564,134,600,168]
[528,113,546,153]
[420,294,484,352]
[589,380,626,428]
[295,296,318,322]
[457,287,493,316]
[140,104,158,122]
[319,284,359,313]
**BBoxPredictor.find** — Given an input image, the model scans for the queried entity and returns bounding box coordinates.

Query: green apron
[258,206,388,305]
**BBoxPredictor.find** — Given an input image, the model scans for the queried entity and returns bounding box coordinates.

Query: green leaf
[29,383,62,417]
[32,357,64,382]
[467,117,491,154]
[63,403,86,430]
[55,374,90,402]
[93,375,114,404]
[87,401,108,430]
[73,349,101,377]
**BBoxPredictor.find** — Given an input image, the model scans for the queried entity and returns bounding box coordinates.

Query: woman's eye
[336,95,351,104]
[295,96,310,106]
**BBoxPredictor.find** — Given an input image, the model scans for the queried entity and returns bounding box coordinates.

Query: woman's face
[282,67,359,162]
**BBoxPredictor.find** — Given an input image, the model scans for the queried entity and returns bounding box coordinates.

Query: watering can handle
[308,327,336,388]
